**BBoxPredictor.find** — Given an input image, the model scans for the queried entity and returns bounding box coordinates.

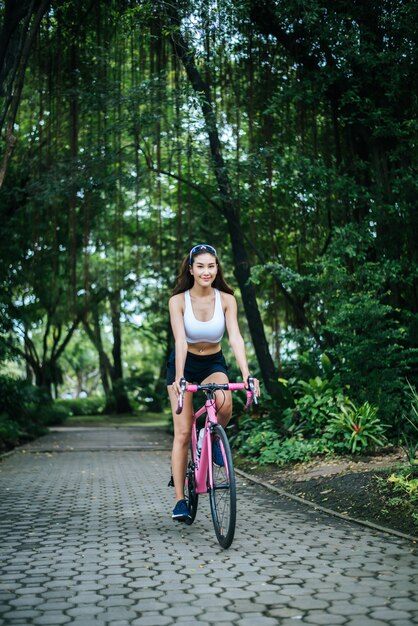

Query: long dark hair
[171,250,234,295]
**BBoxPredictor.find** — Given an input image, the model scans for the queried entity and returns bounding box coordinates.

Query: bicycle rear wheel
[184,443,198,525]
[208,424,236,548]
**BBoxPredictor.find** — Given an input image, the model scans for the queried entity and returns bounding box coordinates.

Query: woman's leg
[168,386,194,503]
[200,371,232,428]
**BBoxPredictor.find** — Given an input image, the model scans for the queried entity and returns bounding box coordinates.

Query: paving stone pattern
[0,427,417,626]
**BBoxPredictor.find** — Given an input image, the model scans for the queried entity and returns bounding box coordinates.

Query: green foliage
[282,376,350,437]
[327,401,387,454]
[321,254,418,430]
[231,416,278,457]
[125,370,164,412]
[387,472,418,498]
[257,224,418,429]
[401,381,418,469]
[0,375,51,449]
[382,466,418,530]
[282,375,388,455]
[1,0,418,433]
[378,382,418,526]
[258,436,330,466]
[54,397,105,417]
[0,375,48,422]
[0,414,26,448]
[231,415,330,465]
[233,373,388,465]
[34,404,72,427]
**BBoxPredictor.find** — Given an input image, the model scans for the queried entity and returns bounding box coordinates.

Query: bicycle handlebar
[176,377,258,414]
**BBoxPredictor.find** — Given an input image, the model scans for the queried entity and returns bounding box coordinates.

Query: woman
[167,243,260,521]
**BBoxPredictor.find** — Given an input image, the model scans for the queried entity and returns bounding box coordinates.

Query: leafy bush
[282,376,350,437]
[36,403,72,426]
[0,375,57,450]
[401,381,418,469]
[231,415,330,465]
[254,224,418,429]
[0,374,47,422]
[257,436,330,465]
[385,468,418,529]
[327,400,387,453]
[232,374,389,466]
[55,397,105,416]
[388,472,418,498]
[317,228,418,428]
[0,413,26,447]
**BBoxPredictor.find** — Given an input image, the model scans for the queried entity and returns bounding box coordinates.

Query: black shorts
[166,350,229,386]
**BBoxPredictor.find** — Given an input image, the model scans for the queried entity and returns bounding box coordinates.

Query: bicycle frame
[186,382,252,494]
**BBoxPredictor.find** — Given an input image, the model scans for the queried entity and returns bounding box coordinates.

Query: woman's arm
[223,293,251,382]
[169,294,188,394]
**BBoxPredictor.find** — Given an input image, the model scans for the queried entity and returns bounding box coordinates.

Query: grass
[65,411,170,428]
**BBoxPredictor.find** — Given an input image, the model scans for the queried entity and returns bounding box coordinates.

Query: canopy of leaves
[0,0,417,425]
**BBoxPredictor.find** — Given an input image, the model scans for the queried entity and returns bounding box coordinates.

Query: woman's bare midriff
[187,342,221,355]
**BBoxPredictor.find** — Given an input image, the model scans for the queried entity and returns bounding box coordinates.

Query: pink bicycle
[176,377,257,549]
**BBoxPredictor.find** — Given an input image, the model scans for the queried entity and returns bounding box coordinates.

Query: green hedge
[55,397,105,416]
[0,375,71,451]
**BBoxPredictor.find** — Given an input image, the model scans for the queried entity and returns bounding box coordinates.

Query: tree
[159,0,288,403]
[1,0,416,425]
[0,0,50,187]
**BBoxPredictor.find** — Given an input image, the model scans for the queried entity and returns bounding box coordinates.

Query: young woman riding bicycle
[167,243,260,521]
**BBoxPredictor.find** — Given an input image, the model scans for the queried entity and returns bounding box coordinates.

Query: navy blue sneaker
[172,499,191,521]
[213,439,225,466]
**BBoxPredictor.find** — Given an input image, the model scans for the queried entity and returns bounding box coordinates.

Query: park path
[0,426,417,626]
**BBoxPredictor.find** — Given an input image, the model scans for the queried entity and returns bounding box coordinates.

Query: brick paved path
[1,427,417,626]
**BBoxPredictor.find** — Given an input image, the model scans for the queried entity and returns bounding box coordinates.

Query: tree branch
[0,0,50,188]
[53,315,82,362]
[144,160,221,212]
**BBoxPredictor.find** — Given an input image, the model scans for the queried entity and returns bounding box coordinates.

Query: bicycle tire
[184,442,198,525]
[208,424,236,548]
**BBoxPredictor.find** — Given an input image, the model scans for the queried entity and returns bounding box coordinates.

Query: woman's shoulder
[218,290,236,307]
[169,292,186,308]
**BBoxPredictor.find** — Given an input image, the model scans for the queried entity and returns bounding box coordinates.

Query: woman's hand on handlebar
[246,376,260,403]
[173,378,187,414]
[171,377,187,397]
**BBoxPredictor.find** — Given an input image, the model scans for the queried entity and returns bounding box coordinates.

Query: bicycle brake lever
[247,376,258,405]
[176,377,187,414]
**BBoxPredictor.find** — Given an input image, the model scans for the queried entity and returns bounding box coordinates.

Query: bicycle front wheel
[208,424,236,548]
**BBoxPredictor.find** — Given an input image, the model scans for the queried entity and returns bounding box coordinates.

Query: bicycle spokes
[209,425,236,548]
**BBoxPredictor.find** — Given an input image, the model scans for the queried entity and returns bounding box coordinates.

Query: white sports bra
[184,289,225,344]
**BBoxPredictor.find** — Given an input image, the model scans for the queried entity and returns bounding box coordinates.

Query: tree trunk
[91,305,112,398]
[83,314,112,407]
[109,291,132,414]
[165,3,287,404]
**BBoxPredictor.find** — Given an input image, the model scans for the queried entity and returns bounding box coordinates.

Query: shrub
[0,375,56,450]
[0,375,39,422]
[401,381,418,470]
[281,376,351,437]
[55,397,105,416]
[232,374,389,466]
[327,400,387,453]
[231,415,330,465]
[254,224,418,429]
[35,403,72,426]
[0,413,26,448]
[256,435,330,465]
[388,472,418,498]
